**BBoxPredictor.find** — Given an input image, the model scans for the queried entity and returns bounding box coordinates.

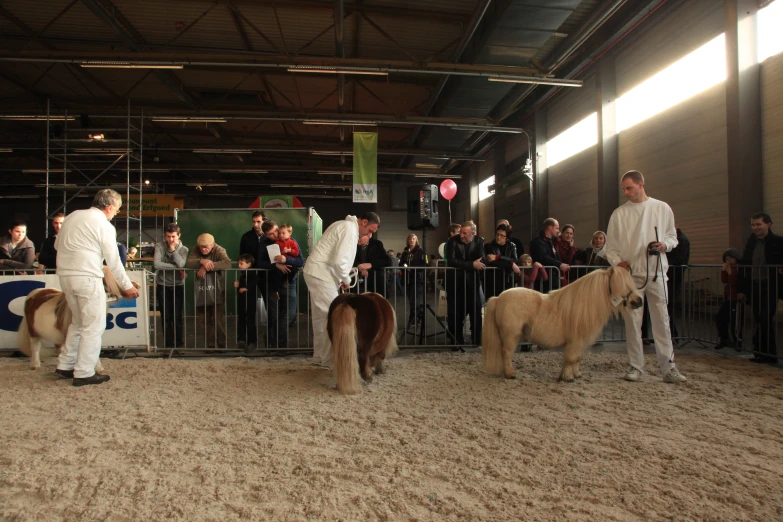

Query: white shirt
[605,197,678,277]
[55,207,133,290]
[303,215,359,286]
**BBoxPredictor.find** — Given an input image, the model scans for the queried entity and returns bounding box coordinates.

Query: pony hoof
[31,367,40,371]
[504,374,517,380]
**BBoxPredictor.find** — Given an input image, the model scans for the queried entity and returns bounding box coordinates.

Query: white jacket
[55,207,133,290]
[303,215,359,286]
[605,197,678,278]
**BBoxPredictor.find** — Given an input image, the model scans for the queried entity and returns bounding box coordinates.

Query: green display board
[173,207,322,315]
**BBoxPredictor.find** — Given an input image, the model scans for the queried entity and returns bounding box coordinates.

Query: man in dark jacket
[738,212,783,364]
[259,220,304,348]
[37,213,64,272]
[352,234,391,296]
[239,210,267,291]
[445,220,486,346]
[484,223,520,299]
[529,218,568,292]
[666,227,690,339]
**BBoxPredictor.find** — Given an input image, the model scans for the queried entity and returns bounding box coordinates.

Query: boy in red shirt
[275,223,299,256]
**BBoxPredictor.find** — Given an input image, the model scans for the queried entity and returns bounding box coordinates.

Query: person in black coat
[37,213,64,271]
[496,219,525,258]
[352,234,391,295]
[737,212,783,363]
[238,210,267,295]
[666,227,690,339]
[400,233,427,323]
[484,224,520,299]
[529,218,567,293]
[445,220,486,346]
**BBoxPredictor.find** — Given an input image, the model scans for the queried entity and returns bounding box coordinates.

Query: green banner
[352,132,378,203]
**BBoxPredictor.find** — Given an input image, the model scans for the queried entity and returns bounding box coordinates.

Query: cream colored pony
[18,267,139,372]
[482,266,643,381]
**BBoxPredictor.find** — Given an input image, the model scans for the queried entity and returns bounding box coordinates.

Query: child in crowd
[276,224,299,256]
[520,254,549,290]
[715,248,743,351]
[234,253,258,353]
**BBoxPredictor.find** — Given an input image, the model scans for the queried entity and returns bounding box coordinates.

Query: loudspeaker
[407,184,439,230]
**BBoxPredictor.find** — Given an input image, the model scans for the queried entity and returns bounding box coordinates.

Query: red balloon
[439,179,458,201]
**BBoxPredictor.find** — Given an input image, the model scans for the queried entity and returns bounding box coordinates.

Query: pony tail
[17,316,32,357]
[384,300,399,357]
[102,266,125,298]
[331,304,362,395]
[482,297,504,375]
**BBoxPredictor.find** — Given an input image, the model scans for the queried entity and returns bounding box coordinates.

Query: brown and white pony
[327,292,398,395]
[482,266,643,381]
[17,267,136,372]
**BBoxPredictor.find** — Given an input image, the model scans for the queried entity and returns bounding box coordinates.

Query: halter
[608,270,637,306]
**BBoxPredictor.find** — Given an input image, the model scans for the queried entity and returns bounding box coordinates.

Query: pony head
[607,266,643,310]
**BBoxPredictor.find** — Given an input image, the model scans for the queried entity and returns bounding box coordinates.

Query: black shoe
[72,374,111,387]
[54,369,74,379]
[245,342,257,354]
[101,350,121,359]
[237,340,247,349]
[715,338,729,350]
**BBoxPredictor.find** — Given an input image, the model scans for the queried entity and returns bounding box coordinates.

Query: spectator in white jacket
[55,189,139,387]
[605,170,686,384]
[303,212,380,367]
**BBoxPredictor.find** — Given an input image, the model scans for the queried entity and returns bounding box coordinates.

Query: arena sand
[1,351,783,521]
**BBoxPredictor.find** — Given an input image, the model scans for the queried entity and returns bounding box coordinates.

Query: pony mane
[546,269,615,342]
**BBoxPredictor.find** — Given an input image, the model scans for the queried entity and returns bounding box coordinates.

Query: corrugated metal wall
[477,156,496,241]
[546,74,598,248]
[762,52,783,219]
[615,0,727,263]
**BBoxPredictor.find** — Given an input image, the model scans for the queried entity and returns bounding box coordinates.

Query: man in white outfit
[55,189,140,386]
[605,171,687,383]
[303,212,380,367]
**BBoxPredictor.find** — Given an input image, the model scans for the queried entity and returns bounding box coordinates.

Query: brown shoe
[72,374,111,387]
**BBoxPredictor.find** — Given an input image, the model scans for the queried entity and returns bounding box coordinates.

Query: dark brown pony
[327,292,398,395]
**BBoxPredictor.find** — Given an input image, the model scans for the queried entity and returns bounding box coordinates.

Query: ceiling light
[80,62,183,69]
[144,180,150,185]
[192,149,253,154]
[219,169,269,173]
[152,118,227,123]
[0,195,38,199]
[0,148,12,152]
[270,184,349,189]
[303,120,377,126]
[414,174,456,179]
[317,170,350,175]
[143,168,170,172]
[88,133,104,140]
[24,169,72,173]
[311,151,353,156]
[415,163,440,169]
[185,183,228,187]
[73,148,130,153]
[34,183,77,187]
[487,76,583,87]
[287,66,388,76]
[1,115,75,121]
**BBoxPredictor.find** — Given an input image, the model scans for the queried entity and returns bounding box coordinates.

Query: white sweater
[55,207,133,290]
[303,215,359,286]
[605,197,678,277]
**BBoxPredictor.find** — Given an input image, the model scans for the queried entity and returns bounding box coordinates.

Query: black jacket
[484,240,518,297]
[353,237,391,294]
[529,232,560,267]
[739,231,783,295]
[257,236,305,294]
[446,234,486,293]
[38,235,58,270]
[400,245,426,287]
[239,228,266,268]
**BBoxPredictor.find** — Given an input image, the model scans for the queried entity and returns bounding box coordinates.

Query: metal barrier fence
[4,264,782,362]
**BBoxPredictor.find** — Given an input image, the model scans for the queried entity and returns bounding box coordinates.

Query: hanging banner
[353,132,378,203]
[0,271,150,349]
[117,194,184,217]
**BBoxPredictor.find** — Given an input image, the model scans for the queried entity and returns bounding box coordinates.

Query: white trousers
[304,273,338,366]
[623,275,675,373]
[57,276,106,379]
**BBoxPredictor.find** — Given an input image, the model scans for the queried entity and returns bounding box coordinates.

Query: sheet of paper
[267,243,282,260]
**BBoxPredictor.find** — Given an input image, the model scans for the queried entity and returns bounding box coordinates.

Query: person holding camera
[605,170,687,384]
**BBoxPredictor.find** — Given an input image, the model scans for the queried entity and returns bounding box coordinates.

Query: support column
[725,0,762,246]
[596,56,619,231]
[534,110,548,230]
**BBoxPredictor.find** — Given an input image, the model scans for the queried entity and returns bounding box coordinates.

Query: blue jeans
[287,279,297,326]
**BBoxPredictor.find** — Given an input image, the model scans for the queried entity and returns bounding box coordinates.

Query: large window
[478,175,495,201]
[616,34,726,132]
[544,112,597,168]
[759,0,783,62]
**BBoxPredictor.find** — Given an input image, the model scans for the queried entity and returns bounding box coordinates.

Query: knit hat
[197,233,215,246]
[722,248,741,262]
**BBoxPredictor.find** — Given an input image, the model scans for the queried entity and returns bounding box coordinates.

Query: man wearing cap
[54,189,139,387]
[186,233,232,349]
[303,212,380,368]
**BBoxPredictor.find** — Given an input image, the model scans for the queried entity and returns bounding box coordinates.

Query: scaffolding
[44,100,144,249]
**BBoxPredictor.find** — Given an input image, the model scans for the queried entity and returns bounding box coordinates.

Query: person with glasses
[484,224,521,299]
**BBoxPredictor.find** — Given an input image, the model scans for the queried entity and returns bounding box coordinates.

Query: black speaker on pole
[407,184,439,230]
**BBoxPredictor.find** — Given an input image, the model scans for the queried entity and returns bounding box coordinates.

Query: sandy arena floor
[1,350,783,521]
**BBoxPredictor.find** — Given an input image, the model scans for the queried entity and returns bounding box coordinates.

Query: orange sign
[118,194,183,217]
